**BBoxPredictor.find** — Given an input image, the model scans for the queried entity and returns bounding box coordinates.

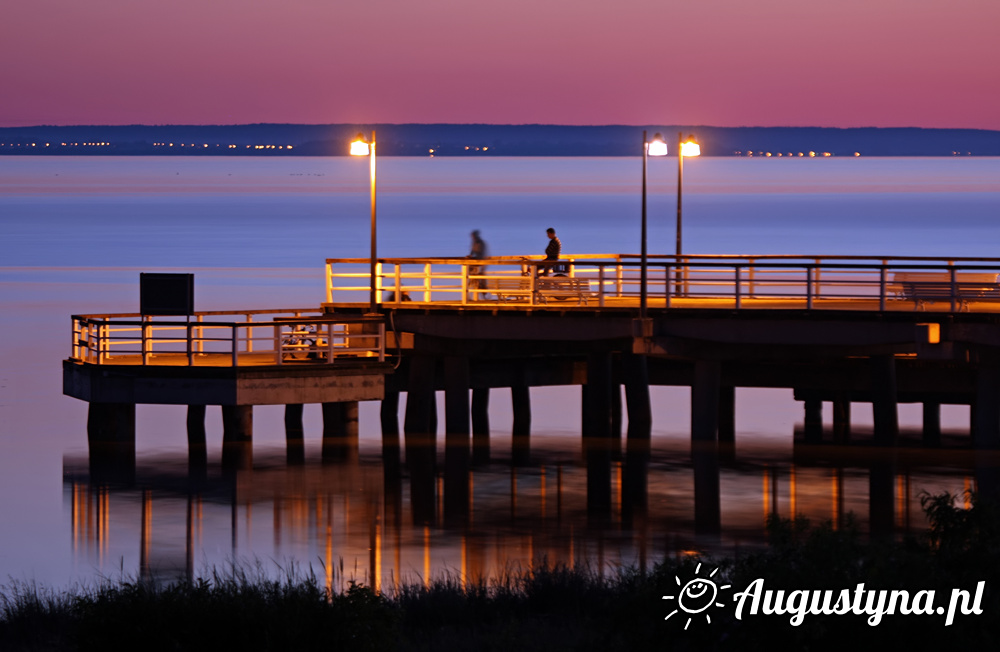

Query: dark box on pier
[140,273,194,316]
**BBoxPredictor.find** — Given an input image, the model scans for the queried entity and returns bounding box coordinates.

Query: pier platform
[64,254,1000,462]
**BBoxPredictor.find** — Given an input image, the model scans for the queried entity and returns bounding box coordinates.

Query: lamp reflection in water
[349,131,378,314]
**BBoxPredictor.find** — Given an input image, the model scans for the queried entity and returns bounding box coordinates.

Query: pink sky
[3,0,998,128]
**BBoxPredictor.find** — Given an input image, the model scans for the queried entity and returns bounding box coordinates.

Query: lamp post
[350,131,378,314]
[642,131,668,318]
[675,132,700,295]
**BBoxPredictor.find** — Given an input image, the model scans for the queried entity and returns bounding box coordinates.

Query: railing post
[461,263,468,306]
[748,258,756,298]
[665,263,672,309]
[879,266,887,311]
[99,322,108,364]
[376,262,384,306]
[379,321,386,362]
[616,264,623,297]
[197,315,204,354]
[325,261,333,304]
[187,322,193,365]
[950,265,958,312]
[142,318,149,365]
[814,258,822,298]
[529,267,537,306]
[424,263,432,303]
[231,325,239,367]
[246,314,253,353]
[735,265,742,309]
[328,323,335,363]
[806,267,814,310]
[598,265,606,308]
[395,265,402,306]
[274,324,282,366]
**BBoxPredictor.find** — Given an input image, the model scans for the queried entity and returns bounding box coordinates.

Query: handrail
[324,255,1000,312]
[70,309,386,367]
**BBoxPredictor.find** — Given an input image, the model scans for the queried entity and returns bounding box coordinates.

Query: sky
[3,0,999,129]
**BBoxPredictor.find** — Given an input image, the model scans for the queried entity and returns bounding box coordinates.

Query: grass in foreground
[2,492,998,651]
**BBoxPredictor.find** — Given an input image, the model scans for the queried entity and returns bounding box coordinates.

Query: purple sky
[3,0,998,128]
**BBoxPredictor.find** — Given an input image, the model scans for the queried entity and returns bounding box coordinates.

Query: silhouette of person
[468,230,488,295]
[541,227,561,276]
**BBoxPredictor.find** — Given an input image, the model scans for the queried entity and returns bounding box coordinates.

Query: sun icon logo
[662,563,731,630]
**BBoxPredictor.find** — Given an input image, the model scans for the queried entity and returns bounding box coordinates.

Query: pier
[64,253,1000,466]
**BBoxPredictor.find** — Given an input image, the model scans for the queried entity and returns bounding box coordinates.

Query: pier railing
[71,309,385,366]
[325,254,1000,312]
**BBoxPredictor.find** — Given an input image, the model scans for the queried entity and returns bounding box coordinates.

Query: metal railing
[325,254,1000,312]
[71,308,385,366]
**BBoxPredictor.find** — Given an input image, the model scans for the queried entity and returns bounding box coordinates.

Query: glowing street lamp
[676,133,700,294]
[641,131,668,318]
[350,131,378,314]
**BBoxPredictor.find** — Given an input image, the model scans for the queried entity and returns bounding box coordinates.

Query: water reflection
[65,433,992,589]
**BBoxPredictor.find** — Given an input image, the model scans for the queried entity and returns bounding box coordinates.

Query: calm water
[1,156,999,589]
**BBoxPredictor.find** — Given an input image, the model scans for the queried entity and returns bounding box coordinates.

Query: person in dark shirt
[541,227,561,276]
[467,230,488,297]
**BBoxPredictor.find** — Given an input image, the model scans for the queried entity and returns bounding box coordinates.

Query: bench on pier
[486,276,597,305]
[888,272,1000,311]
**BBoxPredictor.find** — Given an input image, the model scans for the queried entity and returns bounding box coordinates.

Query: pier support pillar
[691,360,721,443]
[511,379,531,465]
[973,366,1000,450]
[804,398,823,444]
[404,356,437,442]
[511,385,531,437]
[611,382,623,440]
[381,389,402,478]
[284,404,304,441]
[622,353,652,440]
[87,402,136,470]
[87,402,136,446]
[444,357,471,438]
[222,405,253,442]
[871,355,899,446]
[187,404,208,468]
[583,351,614,439]
[322,401,359,439]
[221,405,252,469]
[284,403,305,464]
[833,395,851,443]
[472,388,490,463]
[381,389,400,441]
[322,401,359,460]
[922,402,941,447]
[186,405,207,448]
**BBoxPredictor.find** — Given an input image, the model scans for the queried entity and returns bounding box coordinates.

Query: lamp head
[350,132,370,156]
[647,132,668,157]
[680,135,701,157]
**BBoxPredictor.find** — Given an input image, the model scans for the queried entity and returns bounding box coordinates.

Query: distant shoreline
[2,124,999,157]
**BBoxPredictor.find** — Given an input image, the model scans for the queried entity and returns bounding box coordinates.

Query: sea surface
[1,155,999,590]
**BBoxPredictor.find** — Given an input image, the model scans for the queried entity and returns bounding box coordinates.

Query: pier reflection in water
[66,430,988,589]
